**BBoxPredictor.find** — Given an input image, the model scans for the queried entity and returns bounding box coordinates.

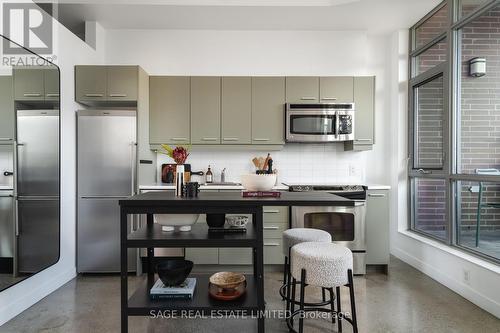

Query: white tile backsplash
[156,143,366,185]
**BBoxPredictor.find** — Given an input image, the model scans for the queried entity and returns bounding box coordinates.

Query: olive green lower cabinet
[186,204,288,266]
[184,211,220,265]
[185,247,220,265]
[366,189,390,268]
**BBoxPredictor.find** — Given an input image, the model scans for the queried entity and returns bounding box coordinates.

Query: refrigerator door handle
[14,197,19,236]
[131,141,137,196]
[80,195,129,199]
[13,140,18,197]
[16,196,60,201]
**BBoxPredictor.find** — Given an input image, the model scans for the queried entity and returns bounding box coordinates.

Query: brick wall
[460,6,500,228]
[413,4,500,232]
[415,178,447,234]
[416,76,444,168]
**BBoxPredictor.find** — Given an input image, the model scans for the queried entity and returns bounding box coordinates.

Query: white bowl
[240,174,277,191]
[155,214,200,232]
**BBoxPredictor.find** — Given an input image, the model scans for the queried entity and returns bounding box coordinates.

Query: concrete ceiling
[43,0,441,33]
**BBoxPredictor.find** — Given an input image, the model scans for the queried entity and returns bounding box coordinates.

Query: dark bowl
[206,213,226,228]
[156,259,193,286]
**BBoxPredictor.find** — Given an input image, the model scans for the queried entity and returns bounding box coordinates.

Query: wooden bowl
[209,272,246,289]
[209,281,247,301]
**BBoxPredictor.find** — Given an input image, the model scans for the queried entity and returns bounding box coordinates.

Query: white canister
[176,164,185,196]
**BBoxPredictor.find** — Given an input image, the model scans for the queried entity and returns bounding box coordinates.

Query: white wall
[105,29,393,187]
[0,3,104,325]
[389,30,500,318]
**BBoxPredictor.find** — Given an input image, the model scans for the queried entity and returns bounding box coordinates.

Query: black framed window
[409,0,500,263]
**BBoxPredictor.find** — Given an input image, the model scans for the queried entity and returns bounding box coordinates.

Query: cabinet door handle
[368,193,386,198]
[202,137,218,141]
[46,93,59,97]
[264,243,280,247]
[23,93,42,97]
[223,137,238,141]
[355,139,372,142]
[109,93,127,97]
[171,138,188,141]
[321,97,337,100]
[416,168,432,174]
[300,97,316,100]
[253,138,270,142]
[85,93,104,97]
[264,226,279,230]
[264,209,280,214]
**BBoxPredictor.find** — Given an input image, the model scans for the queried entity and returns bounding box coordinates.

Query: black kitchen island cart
[119,191,353,333]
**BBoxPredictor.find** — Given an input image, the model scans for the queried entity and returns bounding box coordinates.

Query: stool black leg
[328,287,336,324]
[336,286,342,332]
[290,277,297,328]
[299,269,306,333]
[347,269,358,333]
[322,287,326,302]
[282,256,288,301]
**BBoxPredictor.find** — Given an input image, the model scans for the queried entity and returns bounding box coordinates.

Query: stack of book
[150,278,196,300]
[242,191,281,198]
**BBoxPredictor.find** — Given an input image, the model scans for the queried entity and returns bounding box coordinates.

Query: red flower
[172,146,189,164]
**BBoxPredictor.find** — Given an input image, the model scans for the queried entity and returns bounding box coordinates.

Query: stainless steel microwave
[285,103,355,142]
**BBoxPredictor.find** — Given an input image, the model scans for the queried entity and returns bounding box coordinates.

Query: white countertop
[367,185,391,190]
[139,183,390,191]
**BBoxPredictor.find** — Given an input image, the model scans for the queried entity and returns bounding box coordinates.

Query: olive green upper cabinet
[345,76,375,151]
[0,76,14,141]
[221,77,251,144]
[13,67,45,101]
[191,77,221,144]
[44,67,60,101]
[75,65,107,102]
[285,77,319,103]
[319,77,353,103]
[251,77,285,145]
[107,66,138,102]
[150,76,190,145]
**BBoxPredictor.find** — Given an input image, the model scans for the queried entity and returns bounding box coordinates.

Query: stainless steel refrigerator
[77,110,137,273]
[16,110,60,273]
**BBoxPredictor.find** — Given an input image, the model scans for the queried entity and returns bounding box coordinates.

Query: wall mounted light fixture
[469,57,486,77]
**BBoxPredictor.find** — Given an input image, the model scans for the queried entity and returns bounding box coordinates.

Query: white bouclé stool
[280,229,332,311]
[288,242,358,333]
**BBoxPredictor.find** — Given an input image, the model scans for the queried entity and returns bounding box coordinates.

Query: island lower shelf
[127,223,259,248]
[128,274,260,316]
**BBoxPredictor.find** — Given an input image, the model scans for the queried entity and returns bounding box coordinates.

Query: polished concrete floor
[1,257,499,333]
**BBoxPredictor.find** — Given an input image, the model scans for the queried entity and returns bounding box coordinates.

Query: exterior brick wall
[415,178,447,234]
[416,76,444,168]
[413,4,500,232]
[460,6,500,228]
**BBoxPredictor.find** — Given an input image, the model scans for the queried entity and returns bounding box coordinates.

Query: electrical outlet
[349,165,357,177]
[463,269,471,285]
